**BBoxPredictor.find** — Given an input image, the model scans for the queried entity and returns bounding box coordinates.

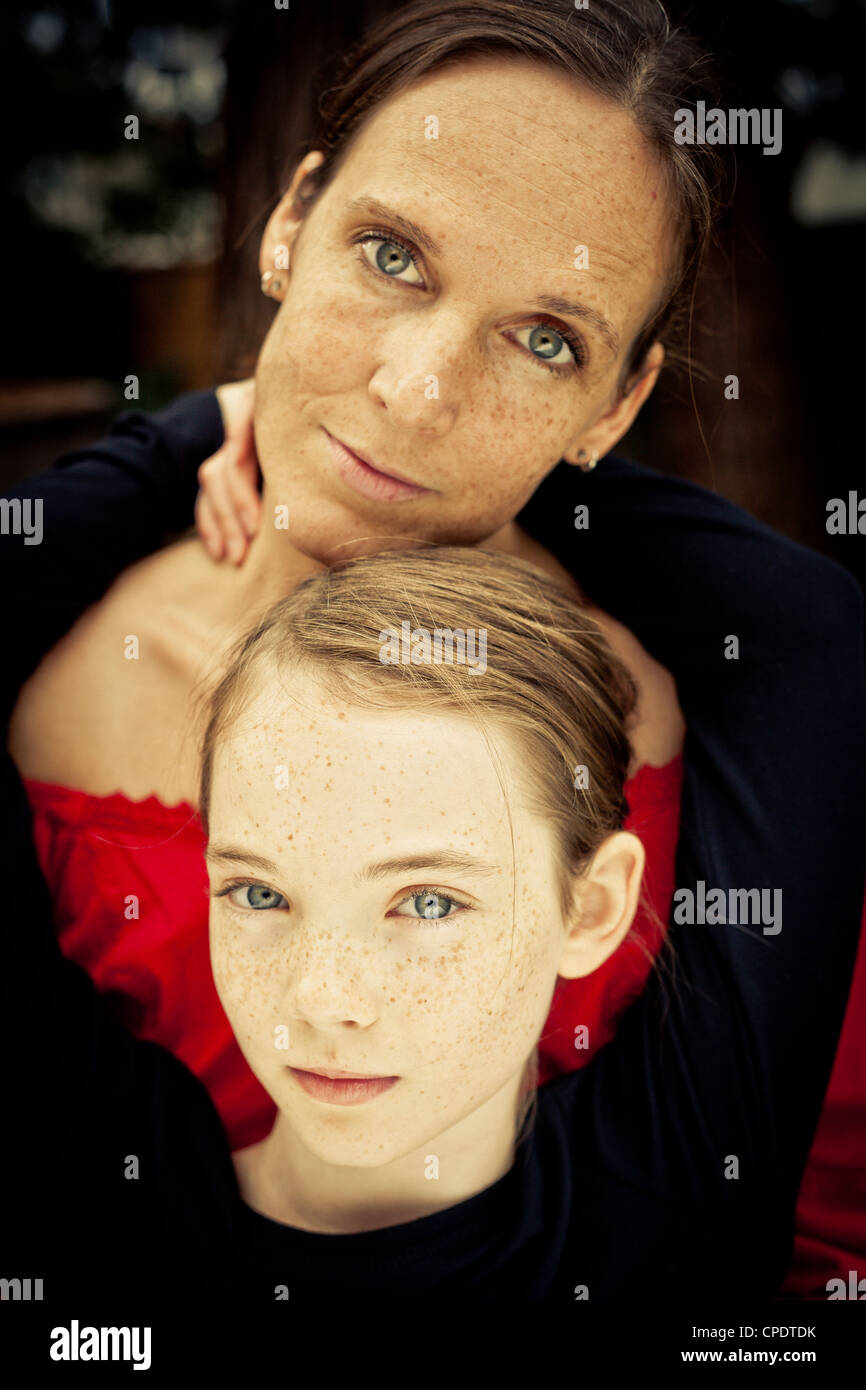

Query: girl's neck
[233,1084,521,1236]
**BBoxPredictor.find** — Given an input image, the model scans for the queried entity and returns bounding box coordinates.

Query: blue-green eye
[393,890,460,921]
[360,235,424,285]
[226,883,288,911]
[514,323,577,369]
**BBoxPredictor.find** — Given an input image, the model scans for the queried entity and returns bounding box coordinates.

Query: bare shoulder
[8,537,212,802]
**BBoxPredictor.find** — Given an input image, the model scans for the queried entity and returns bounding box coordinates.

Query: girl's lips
[289,1068,400,1106]
[323,429,430,503]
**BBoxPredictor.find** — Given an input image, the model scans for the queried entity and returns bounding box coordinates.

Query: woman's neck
[182,503,327,645]
[197,506,543,649]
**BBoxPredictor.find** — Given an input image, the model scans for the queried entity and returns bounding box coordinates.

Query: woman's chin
[281,498,435,566]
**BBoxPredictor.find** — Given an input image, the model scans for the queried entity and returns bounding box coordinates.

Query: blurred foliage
[0,0,233,377]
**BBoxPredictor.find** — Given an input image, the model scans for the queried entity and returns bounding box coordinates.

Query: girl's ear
[562,341,665,468]
[259,151,327,280]
[557,831,645,980]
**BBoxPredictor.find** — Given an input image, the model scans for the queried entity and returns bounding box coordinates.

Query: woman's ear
[259,150,326,281]
[563,341,665,468]
[557,831,645,980]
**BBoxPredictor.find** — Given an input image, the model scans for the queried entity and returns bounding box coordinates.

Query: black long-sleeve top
[1,392,864,1301]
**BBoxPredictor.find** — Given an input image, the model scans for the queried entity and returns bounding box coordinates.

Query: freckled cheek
[483,912,562,1042]
[271,284,382,395]
[210,926,286,1044]
[452,388,580,507]
[403,923,554,1064]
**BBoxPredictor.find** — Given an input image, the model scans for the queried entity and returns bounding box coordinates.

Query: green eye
[360,235,424,286]
[377,242,411,275]
[393,891,459,921]
[416,892,454,919]
[529,325,562,358]
[514,323,576,368]
[226,883,288,911]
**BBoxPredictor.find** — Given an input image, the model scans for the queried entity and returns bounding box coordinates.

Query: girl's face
[206,669,571,1169]
[254,57,672,563]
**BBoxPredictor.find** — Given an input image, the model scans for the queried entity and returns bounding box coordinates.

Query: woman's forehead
[326,56,672,348]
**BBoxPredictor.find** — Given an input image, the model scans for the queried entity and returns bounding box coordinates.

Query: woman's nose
[367,313,467,435]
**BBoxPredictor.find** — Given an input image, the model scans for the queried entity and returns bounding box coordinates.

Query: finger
[195,490,225,562]
[225,460,263,539]
[198,454,249,564]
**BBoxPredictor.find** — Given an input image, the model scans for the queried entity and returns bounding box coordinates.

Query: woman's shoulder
[8,535,210,801]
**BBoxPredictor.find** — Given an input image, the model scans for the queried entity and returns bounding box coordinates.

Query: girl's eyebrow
[205,846,498,881]
[359,852,498,882]
[205,846,281,875]
[345,197,619,358]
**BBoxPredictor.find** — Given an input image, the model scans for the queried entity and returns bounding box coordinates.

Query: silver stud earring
[261,270,286,300]
[576,448,599,473]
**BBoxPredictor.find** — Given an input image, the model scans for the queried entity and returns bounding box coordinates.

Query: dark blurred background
[1,0,864,594]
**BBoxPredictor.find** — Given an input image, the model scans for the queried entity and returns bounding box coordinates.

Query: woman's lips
[289,1067,400,1106]
[323,429,430,503]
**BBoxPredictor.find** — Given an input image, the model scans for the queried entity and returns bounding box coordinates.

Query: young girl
[3,539,862,1301]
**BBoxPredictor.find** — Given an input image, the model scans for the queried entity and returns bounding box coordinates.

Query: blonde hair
[200,546,640,1145]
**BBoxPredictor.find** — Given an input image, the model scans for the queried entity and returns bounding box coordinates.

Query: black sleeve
[0,393,236,1285]
[519,458,866,1263]
[1,388,223,723]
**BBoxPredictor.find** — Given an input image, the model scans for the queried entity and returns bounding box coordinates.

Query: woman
[10,0,710,804]
[3,0,864,1292]
[3,540,862,1301]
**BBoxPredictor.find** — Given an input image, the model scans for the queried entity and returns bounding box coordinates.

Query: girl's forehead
[211,685,517,813]
[224,684,495,771]
[208,709,516,862]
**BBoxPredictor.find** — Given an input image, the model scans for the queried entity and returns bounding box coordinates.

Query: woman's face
[206,669,570,1169]
[254,57,672,563]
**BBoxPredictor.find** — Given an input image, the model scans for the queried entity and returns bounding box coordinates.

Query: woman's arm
[521,456,866,1279]
[0,389,224,1115]
[0,436,237,1291]
[1,388,223,723]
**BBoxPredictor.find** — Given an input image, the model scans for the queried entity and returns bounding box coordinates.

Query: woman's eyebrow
[534,295,620,358]
[346,198,619,358]
[359,852,499,882]
[345,197,442,257]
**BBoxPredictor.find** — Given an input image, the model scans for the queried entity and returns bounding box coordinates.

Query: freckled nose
[288,952,381,1029]
[367,320,463,436]
[367,365,458,437]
